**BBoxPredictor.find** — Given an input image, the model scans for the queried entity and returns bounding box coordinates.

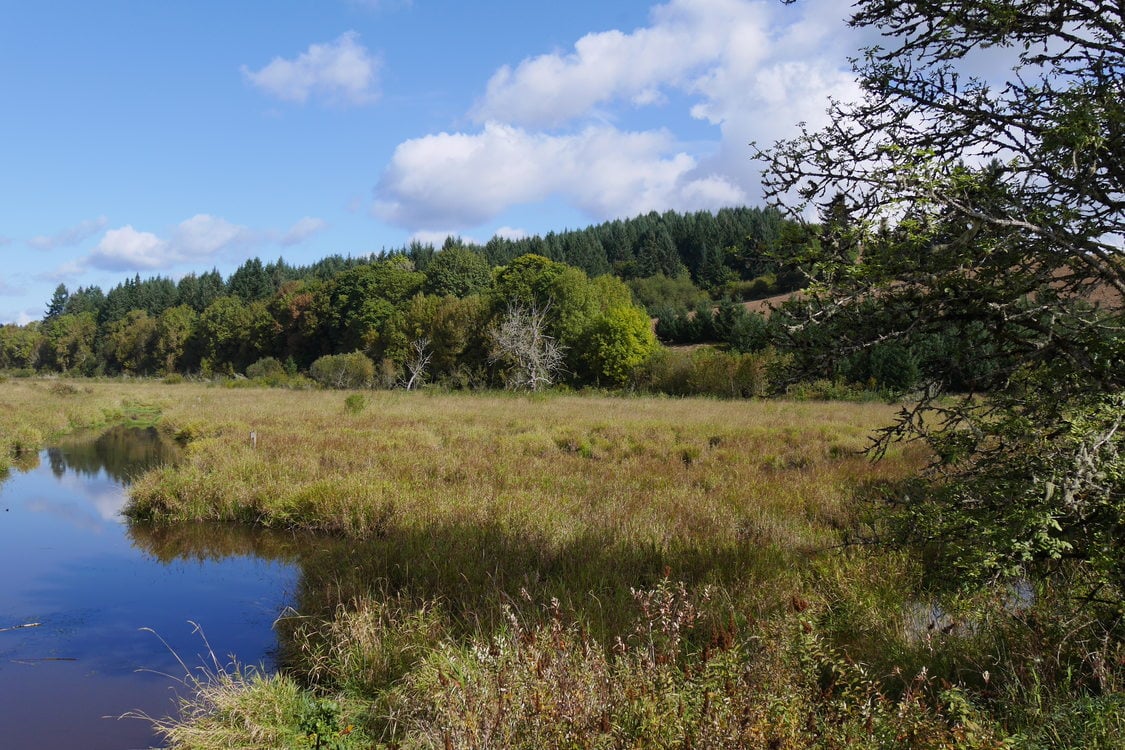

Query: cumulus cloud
[28,216,109,251]
[242,31,380,106]
[88,215,253,272]
[279,216,328,246]
[375,0,865,232]
[375,122,748,230]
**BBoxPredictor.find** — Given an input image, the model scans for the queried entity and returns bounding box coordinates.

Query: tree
[44,284,69,322]
[402,337,433,390]
[154,305,199,374]
[489,303,566,391]
[576,305,658,387]
[41,312,97,374]
[423,245,491,298]
[228,258,274,302]
[759,1,1124,593]
[102,309,157,374]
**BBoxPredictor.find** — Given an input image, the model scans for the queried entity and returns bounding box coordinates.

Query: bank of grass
[3,378,1120,747]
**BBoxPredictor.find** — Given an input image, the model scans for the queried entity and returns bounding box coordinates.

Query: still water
[0,427,299,749]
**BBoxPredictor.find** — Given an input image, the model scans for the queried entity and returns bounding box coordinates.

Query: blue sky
[1,0,865,324]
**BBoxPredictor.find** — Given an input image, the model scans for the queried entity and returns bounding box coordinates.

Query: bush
[308,352,376,390]
[637,347,778,398]
[246,356,286,381]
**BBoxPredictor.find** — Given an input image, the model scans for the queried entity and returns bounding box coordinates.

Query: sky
[0,0,869,324]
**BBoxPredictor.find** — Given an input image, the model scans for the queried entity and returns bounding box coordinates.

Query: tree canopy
[760,0,1123,594]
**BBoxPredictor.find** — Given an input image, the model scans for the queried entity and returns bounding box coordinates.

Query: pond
[0,427,301,749]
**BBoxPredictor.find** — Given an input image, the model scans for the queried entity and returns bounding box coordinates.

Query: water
[0,427,300,749]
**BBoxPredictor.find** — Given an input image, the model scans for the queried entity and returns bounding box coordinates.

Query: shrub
[245,356,286,382]
[308,352,375,390]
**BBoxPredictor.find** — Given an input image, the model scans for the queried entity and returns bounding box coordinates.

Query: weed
[343,394,367,415]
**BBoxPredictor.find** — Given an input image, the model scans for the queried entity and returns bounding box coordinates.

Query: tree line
[0,207,812,389]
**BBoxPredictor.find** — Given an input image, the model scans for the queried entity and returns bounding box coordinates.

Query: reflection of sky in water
[24,469,127,531]
[0,439,299,750]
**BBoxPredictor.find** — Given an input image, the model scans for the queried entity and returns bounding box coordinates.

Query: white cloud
[90,226,167,270]
[280,216,328,246]
[28,216,109,251]
[242,31,380,106]
[409,229,466,247]
[375,121,748,231]
[87,214,253,272]
[376,0,864,233]
[169,214,252,258]
[473,0,767,128]
[494,226,528,241]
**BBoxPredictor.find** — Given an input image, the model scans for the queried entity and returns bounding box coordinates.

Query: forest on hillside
[0,207,807,392]
[0,202,1112,398]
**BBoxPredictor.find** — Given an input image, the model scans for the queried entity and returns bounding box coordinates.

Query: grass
[3,377,1121,748]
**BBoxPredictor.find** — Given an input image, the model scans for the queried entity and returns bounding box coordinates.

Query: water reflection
[49,425,182,485]
[0,427,294,750]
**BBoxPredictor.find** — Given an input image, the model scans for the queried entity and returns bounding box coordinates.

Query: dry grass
[122,385,923,549]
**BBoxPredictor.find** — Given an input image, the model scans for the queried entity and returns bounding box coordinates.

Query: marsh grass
[5,378,1120,747]
[130,623,372,750]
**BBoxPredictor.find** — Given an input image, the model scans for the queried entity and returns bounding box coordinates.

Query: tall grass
[4,378,1120,747]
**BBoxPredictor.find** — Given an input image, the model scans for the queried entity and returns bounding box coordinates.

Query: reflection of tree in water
[128,521,309,565]
[128,518,795,669]
[49,425,181,484]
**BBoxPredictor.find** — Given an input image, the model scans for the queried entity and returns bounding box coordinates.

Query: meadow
[2,378,1119,748]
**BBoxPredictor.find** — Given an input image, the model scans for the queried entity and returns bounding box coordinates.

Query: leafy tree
[0,323,43,370]
[396,294,489,382]
[197,296,272,374]
[154,305,199,374]
[423,245,491,298]
[268,281,321,367]
[318,259,425,354]
[41,312,97,374]
[102,309,157,374]
[576,305,658,387]
[491,254,568,310]
[760,1,1124,593]
[626,274,709,313]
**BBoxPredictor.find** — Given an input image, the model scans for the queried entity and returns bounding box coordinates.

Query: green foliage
[343,393,367,414]
[154,305,199,375]
[41,312,98,374]
[309,352,375,390]
[491,253,568,311]
[102,309,158,374]
[197,296,272,374]
[246,356,287,384]
[422,244,491,298]
[760,0,1125,596]
[638,347,779,398]
[626,273,709,312]
[576,305,657,386]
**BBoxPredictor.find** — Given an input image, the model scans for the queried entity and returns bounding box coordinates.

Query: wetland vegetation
[3,379,1121,748]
